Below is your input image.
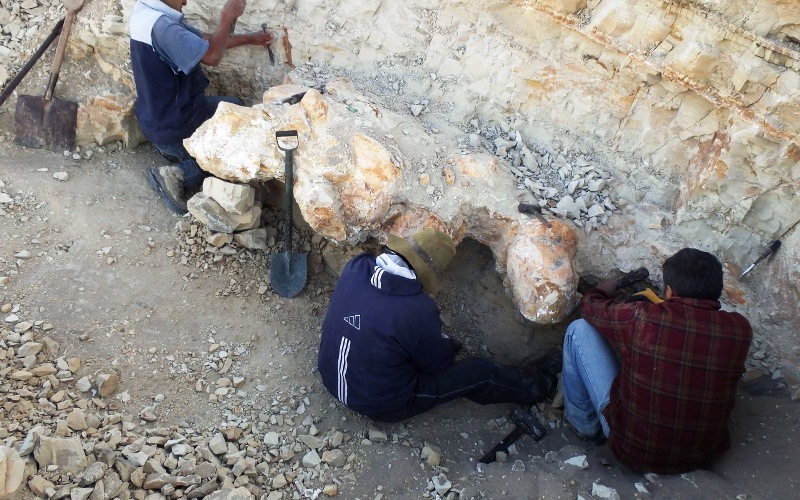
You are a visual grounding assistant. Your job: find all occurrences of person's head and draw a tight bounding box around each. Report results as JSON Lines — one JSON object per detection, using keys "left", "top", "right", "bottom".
{"left": 386, "top": 229, "right": 457, "bottom": 295}
{"left": 662, "top": 248, "right": 723, "bottom": 300}
{"left": 161, "top": 0, "right": 187, "bottom": 12}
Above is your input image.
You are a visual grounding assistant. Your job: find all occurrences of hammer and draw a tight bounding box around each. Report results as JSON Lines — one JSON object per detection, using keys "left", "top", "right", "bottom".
{"left": 518, "top": 202, "right": 551, "bottom": 228}
{"left": 479, "top": 405, "right": 547, "bottom": 463}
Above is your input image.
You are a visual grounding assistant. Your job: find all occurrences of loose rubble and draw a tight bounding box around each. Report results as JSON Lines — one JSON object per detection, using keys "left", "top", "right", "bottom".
{"left": 0, "top": 302, "right": 571, "bottom": 499}
{"left": 1, "top": 303, "right": 359, "bottom": 498}
{"left": 469, "top": 118, "right": 619, "bottom": 233}
{"left": 290, "top": 62, "right": 620, "bottom": 234}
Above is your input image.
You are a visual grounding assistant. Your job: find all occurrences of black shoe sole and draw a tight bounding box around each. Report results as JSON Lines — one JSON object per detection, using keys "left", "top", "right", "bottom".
{"left": 574, "top": 429, "right": 608, "bottom": 446}
{"left": 148, "top": 168, "right": 188, "bottom": 216}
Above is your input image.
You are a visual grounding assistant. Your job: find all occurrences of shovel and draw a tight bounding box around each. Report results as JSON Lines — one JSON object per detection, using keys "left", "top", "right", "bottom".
{"left": 270, "top": 130, "right": 307, "bottom": 298}
{"left": 14, "top": 0, "right": 84, "bottom": 151}
{"left": 0, "top": 18, "right": 64, "bottom": 109}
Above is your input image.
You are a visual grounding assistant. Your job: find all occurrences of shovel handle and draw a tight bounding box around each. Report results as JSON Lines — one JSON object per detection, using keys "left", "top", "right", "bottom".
{"left": 276, "top": 130, "right": 299, "bottom": 254}
{"left": 44, "top": 0, "right": 83, "bottom": 101}
{"left": 0, "top": 18, "right": 63, "bottom": 109}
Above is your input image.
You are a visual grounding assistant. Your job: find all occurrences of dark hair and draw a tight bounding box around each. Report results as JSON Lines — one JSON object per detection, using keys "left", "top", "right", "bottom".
{"left": 662, "top": 248, "right": 723, "bottom": 300}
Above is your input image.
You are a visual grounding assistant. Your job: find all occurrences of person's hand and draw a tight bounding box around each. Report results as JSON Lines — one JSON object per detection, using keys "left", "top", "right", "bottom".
{"left": 222, "top": 0, "right": 247, "bottom": 19}
{"left": 595, "top": 277, "right": 619, "bottom": 296}
{"left": 249, "top": 30, "right": 273, "bottom": 47}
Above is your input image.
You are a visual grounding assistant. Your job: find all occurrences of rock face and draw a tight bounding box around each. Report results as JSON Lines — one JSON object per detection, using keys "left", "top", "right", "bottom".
{"left": 3, "top": 0, "right": 800, "bottom": 380}
{"left": 186, "top": 81, "right": 580, "bottom": 323}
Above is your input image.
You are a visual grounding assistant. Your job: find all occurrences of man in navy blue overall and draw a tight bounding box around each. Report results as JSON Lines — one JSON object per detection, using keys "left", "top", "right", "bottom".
{"left": 129, "top": 0, "right": 272, "bottom": 214}
{"left": 318, "top": 229, "right": 560, "bottom": 423}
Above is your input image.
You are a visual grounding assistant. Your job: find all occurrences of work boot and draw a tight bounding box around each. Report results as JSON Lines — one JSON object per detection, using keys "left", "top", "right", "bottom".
{"left": 524, "top": 346, "right": 563, "bottom": 396}
{"left": 569, "top": 424, "right": 608, "bottom": 446}
{"left": 526, "top": 346, "right": 563, "bottom": 379}
{"left": 148, "top": 165, "right": 188, "bottom": 215}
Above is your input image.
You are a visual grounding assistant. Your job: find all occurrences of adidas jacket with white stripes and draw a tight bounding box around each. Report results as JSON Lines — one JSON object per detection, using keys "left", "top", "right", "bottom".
{"left": 318, "top": 253, "right": 455, "bottom": 420}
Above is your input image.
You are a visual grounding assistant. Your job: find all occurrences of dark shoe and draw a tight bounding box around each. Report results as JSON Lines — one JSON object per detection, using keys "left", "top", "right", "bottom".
{"left": 449, "top": 338, "right": 464, "bottom": 354}
{"left": 526, "top": 346, "right": 563, "bottom": 379}
{"left": 572, "top": 427, "right": 607, "bottom": 446}
{"left": 148, "top": 166, "right": 188, "bottom": 215}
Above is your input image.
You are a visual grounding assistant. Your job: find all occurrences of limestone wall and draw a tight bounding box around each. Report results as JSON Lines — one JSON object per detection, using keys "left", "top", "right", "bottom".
{"left": 7, "top": 0, "right": 798, "bottom": 387}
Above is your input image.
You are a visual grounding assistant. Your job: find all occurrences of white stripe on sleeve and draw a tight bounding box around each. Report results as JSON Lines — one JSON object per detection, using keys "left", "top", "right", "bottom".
{"left": 337, "top": 337, "right": 351, "bottom": 404}
{"left": 370, "top": 266, "right": 384, "bottom": 289}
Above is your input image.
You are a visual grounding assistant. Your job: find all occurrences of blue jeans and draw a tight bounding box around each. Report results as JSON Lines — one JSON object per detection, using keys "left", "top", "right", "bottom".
{"left": 562, "top": 319, "right": 620, "bottom": 437}
{"left": 370, "top": 357, "right": 553, "bottom": 423}
{"left": 152, "top": 96, "right": 243, "bottom": 190}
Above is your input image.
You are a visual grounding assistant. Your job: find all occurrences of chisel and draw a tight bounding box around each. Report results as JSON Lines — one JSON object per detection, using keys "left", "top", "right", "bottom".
{"left": 262, "top": 23, "right": 275, "bottom": 65}
{"left": 740, "top": 240, "right": 781, "bottom": 279}
{"left": 740, "top": 218, "right": 800, "bottom": 279}
{"left": 518, "top": 202, "right": 551, "bottom": 228}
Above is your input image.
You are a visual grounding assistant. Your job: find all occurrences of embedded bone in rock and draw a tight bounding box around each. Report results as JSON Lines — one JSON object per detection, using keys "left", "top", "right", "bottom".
{"left": 185, "top": 81, "right": 579, "bottom": 324}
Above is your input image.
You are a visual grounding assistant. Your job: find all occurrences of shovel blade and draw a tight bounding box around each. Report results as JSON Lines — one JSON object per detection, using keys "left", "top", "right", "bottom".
{"left": 270, "top": 251, "right": 308, "bottom": 298}
{"left": 14, "top": 94, "right": 78, "bottom": 151}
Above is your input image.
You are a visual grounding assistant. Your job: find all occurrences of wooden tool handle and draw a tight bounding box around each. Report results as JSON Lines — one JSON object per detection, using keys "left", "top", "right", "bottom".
{"left": 44, "top": 0, "right": 84, "bottom": 101}
{"left": 0, "top": 18, "right": 63, "bottom": 109}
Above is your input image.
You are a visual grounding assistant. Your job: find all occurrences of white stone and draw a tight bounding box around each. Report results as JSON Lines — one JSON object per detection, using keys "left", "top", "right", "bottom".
{"left": 263, "top": 432, "right": 280, "bottom": 446}
{"left": 565, "top": 455, "right": 589, "bottom": 469}
{"left": 302, "top": 450, "right": 321, "bottom": 467}
{"left": 202, "top": 177, "right": 256, "bottom": 215}
{"left": 0, "top": 446, "right": 25, "bottom": 496}
{"left": 591, "top": 482, "right": 620, "bottom": 500}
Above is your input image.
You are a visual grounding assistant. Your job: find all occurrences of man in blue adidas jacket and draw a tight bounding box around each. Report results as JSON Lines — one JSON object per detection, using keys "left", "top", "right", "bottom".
{"left": 318, "top": 229, "right": 560, "bottom": 423}
{"left": 129, "top": 0, "right": 272, "bottom": 214}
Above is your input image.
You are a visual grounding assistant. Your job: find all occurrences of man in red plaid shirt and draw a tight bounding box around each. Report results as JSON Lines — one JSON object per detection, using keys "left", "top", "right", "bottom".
{"left": 561, "top": 248, "right": 753, "bottom": 474}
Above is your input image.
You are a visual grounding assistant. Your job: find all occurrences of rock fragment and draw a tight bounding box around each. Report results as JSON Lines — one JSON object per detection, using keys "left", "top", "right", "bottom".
{"left": 0, "top": 446, "right": 25, "bottom": 496}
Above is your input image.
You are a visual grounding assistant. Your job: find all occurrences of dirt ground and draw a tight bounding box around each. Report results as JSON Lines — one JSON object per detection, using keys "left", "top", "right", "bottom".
{"left": 0, "top": 125, "right": 798, "bottom": 499}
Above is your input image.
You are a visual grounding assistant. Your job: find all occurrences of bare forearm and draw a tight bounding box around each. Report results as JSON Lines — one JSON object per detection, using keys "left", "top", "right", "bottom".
{"left": 225, "top": 33, "right": 260, "bottom": 49}
{"left": 202, "top": 0, "right": 248, "bottom": 66}
{"left": 201, "top": 31, "right": 272, "bottom": 65}
{"left": 201, "top": 16, "right": 236, "bottom": 66}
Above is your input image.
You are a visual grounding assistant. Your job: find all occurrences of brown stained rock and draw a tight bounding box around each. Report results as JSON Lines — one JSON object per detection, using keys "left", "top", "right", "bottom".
{"left": 10, "top": 370, "right": 33, "bottom": 381}
{"left": 443, "top": 166, "right": 456, "bottom": 185}
{"left": 30, "top": 364, "right": 57, "bottom": 377}
{"left": 339, "top": 134, "right": 402, "bottom": 226}
{"left": 299, "top": 87, "right": 329, "bottom": 124}
{"left": 321, "top": 449, "right": 346, "bottom": 467}
{"left": 96, "top": 371, "right": 120, "bottom": 397}
{"left": 505, "top": 219, "right": 580, "bottom": 324}
{"left": 27, "top": 475, "right": 55, "bottom": 497}
{"left": 66, "top": 408, "right": 88, "bottom": 431}
{"left": 76, "top": 95, "right": 145, "bottom": 147}
{"left": 67, "top": 357, "right": 81, "bottom": 372}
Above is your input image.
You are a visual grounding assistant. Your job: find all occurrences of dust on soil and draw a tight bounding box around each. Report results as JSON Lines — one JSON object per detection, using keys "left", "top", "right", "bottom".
{"left": 0, "top": 127, "right": 798, "bottom": 499}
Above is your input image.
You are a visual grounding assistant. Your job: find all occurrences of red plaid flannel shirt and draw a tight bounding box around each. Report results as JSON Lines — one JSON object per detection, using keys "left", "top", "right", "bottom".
{"left": 581, "top": 289, "right": 752, "bottom": 474}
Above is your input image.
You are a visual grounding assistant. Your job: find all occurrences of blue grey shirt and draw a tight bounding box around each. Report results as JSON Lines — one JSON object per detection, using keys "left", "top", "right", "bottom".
{"left": 129, "top": 0, "right": 211, "bottom": 143}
